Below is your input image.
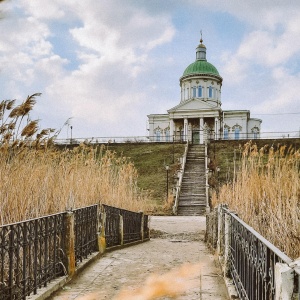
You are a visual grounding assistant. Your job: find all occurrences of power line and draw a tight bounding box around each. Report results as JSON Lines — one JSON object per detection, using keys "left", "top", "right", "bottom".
{"left": 252, "top": 112, "right": 300, "bottom": 116}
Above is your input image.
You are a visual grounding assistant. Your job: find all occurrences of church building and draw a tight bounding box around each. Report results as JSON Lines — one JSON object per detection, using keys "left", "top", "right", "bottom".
{"left": 147, "top": 36, "right": 262, "bottom": 144}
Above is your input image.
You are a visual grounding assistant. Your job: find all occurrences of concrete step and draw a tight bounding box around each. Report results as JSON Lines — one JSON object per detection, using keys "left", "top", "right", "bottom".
{"left": 177, "top": 144, "right": 206, "bottom": 216}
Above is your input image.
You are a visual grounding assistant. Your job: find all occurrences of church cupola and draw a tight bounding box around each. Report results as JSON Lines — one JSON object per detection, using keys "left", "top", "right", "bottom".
{"left": 196, "top": 37, "right": 206, "bottom": 61}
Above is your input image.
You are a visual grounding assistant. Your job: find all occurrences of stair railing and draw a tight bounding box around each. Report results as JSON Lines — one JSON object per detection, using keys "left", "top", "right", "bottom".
{"left": 173, "top": 141, "right": 189, "bottom": 215}
{"left": 205, "top": 141, "right": 210, "bottom": 213}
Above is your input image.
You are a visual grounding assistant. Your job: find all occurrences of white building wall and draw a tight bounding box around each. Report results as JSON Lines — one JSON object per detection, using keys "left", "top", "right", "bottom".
{"left": 147, "top": 114, "right": 170, "bottom": 142}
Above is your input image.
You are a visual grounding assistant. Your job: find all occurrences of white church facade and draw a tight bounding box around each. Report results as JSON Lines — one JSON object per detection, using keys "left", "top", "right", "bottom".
{"left": 147, "top": 37, "right": 262, "bottom": 144}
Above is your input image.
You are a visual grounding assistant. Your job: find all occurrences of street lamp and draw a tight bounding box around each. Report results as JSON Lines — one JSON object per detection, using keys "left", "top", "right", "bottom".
{"left": 216, "top": 166, "right": 220, "bottom": 194}
{"left": 70, "top": 126, "right": 73, "bottom": 145}
{"left": 165, "top": 165, "right": 169, "bottom": 202}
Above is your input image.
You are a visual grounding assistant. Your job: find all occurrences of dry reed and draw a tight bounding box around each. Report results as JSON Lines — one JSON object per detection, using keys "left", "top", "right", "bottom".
{"left": 0, "top": 94, "right": 151, "bottom": 225}
{"left": 212, "top": 141, "right": 300, "bottom": 259}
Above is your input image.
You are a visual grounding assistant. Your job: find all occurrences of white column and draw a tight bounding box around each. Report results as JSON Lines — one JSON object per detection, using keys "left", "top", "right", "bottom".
{"left": 170, "top": 119, "right": 174, "bottom": 141}
{"left": 199, "top": 117, "right": 204, "bottom": 144}
{"left": 215, "top": 117, "right": 219, "bottom": 140}
{"left": 184, "top": 118, "right": 188, "bottom": 142}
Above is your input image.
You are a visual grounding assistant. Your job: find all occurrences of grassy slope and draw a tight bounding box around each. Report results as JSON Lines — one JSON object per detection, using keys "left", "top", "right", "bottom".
{"left": 103, "top": 143, "right": 185, "bottom": 207}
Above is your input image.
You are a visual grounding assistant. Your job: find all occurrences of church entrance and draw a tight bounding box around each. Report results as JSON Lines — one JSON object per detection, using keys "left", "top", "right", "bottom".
{"left": 192, "top": 131, "right": 200, "bottom": 144}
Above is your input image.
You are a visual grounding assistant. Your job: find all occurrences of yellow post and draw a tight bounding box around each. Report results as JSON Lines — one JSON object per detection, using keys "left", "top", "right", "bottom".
{"left": 64, "top": 211, "right": 76, "bottom": 276}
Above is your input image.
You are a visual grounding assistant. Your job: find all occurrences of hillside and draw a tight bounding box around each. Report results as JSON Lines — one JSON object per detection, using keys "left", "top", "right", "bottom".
{"left": 104, "top": 143, "right": 185, "bottom": 208}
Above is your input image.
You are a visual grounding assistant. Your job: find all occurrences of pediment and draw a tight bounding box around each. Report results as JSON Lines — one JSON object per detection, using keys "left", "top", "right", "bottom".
{"left": 168, "top": 98, "right": 218, "bottom": 113}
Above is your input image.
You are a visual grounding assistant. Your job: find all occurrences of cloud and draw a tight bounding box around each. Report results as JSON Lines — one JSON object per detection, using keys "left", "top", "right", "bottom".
{"left": 253, "top": 67, "right": 300, "bottom": 113}
{"left": 0, "top": 0, "right": 176, "bottom": 137}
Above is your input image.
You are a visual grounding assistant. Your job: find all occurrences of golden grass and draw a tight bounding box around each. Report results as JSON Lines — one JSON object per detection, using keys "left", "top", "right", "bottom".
{"left": 212, "top": 141, "right": 300, "bottom": 259}
{"left": 0, "top": 94, "right": 151, "bottom": 225}
{"left": 0, "top": 144, "right": 152, "bottom": 225}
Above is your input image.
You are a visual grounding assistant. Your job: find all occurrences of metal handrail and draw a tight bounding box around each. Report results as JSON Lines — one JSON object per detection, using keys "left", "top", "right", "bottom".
{"left": 173, "top": 141, "right": 189, "bottom": 214}
{"left": 223, "top": 207, "right": 292, "bottom": 264}
{"left": 223, "top": 207, "right": 293, "bottom": 299}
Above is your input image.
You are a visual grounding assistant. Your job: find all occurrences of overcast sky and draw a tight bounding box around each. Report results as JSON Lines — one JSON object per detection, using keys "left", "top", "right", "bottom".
{"left": 0, "top": 0, "right": 299, "bottom": 140}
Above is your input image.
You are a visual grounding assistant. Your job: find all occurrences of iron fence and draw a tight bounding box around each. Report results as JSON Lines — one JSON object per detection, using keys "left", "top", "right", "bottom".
{"left": 223, "top": 208, "right": 293, "bottom": 300}
{"left": 120, "top": 210, "right": 142, "bottom": 244}
{"left": 1, "top": 204, "right": 149, "bottom": 299}
{"left": 103, "top": 205, "right": 121, "bottom": 248}
{"left": 0, "top": 213, "right": 66, "bottom": 300}
{"left": 144, "top": 215, "right": 149, "bottom": 239}
{"left": 73, "top": 205, "right": 98, "bottom": 265}
{"left": 54, "top": 132, "right": 300, "bottom": 145}
{"left": 103, "top": 205, "right": 148, "bottom": 247}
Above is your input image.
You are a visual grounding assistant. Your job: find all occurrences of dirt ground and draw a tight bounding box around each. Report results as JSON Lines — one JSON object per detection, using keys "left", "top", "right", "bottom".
{"left": 50, "top": 216, "right": 229, "bottom": 300}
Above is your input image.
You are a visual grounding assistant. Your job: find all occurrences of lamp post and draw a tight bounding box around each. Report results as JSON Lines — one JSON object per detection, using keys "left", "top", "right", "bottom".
{"left": 216, "top": 166, "right": 220, "bottom": 194}
{"left": 165, "top": 165, "right": 169, "bottom": 202}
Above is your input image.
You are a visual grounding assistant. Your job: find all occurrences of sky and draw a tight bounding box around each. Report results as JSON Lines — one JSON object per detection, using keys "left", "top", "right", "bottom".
{"left": 0, "top": 0, "right": 299, "bottom": 140}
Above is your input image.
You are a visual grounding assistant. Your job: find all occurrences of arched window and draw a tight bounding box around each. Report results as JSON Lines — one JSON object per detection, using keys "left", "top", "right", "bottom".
{"left": 252, "top": 126, "right": 259, "bottom": 139}
{"left": 234, "top": 127, "right": 239, "bottom": 140}
{"left": 208, "top": 86, "right": 213, "bottom": 98}
{"left": 198, "top": 86, "right": 202, "bottom": 97}
{"left": 155, "top": 127, "right": 161, "bottom": 142}
{"left": 156, "top": 131, "right": 161, "bottom": 141}
{"left": 224, "top": 127, "right": 229, "bottom": 140}
{"left": 185, "top": 87, "right": 189, "bottom": 100}
{"left": 165, "top": 128, "right": 170, "bottom": 142}
{"left": 192, "top": 87, "right": 196, "bottom": 98}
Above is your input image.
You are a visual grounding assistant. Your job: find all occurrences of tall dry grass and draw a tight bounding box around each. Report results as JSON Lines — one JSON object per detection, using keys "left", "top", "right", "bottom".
{"left": 0, "top": 94, "right": 151, "bottom": 225}
{"left": 212, "top": 141, "right": 300, "bottom": 259}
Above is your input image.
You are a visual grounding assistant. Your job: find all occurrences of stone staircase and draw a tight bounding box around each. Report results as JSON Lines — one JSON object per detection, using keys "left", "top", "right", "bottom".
{"left": 177, "top": 144, "right": 206, "bottom": 216}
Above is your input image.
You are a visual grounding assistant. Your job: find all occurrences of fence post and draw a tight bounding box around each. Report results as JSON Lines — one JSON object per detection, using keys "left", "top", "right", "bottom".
{"left": 140, "top": 213, "right": 144, "bottom": 241}
{"left": 217, "top": 204, "right": 222, "bottom": 255}
{"left": 224, "top": 212, "right": 231, "bottom": 277}
{"left": 212, "top": 207, "right": 218, "bottom": 248}
{"left": 119, "top": 214, "right": 124, "bottom": 245}
{"left": 64, "top": 211, "right": 76, "bottom": 276}
{"left": 275, "top": 263, "right": 294, "bottom": 300}
{"left": 97, "top": 209, "right": 106, "bottom": 254}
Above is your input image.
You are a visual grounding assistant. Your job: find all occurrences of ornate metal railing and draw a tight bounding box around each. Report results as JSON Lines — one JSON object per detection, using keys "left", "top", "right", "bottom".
{"left": 144, "top": 215, "right": 149, "bottom": 239}
{"left": 1, "top": 204, "right": 149, "bottom": 299}
{"left": 223, "top": 208, "right": 293, "bottom": 300}
{"left": 73, "top": 205, "right": 98, "bottom": 265}
{"left": 103, "top": 205, "right": 149, "bottom": 247}
{"left": 103, "top": 205, "right": 121, "bottom": 248}
{"left": 121, "top": 210, "right": 142, "bottom": 244}
{"left": 0, "top": 213, "right": 66, "bottom": 300}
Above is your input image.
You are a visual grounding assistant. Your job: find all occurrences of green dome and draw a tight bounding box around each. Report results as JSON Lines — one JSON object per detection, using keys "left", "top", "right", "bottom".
{"left": 182, "top": 60, "right": 220, "bottom": 77}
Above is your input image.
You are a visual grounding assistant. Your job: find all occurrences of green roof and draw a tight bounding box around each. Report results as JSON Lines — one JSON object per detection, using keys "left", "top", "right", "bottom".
{"left": 182, "top": 60, "right": 220, "bottom": 77}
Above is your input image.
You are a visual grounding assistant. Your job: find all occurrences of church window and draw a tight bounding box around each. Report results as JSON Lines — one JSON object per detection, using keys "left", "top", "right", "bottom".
{"left": 234, "top": 127, "right": 240, "bottom": 140}
{"left": 156, "top": 130, "right": 161, "bottom": 141}
{"left": 252, "top": 126, "right": 259, "bottom": 139}
{"left": 165, "top": 128, "right": 170, "bottom": 142}
{"left": 224, "top": 128, "right": 228, "bottom": 140}
{"left": 185, "top": 88, "right": 189, "bottom": 100}
{"left": 193, "top": 87, "right": 196, "bottom": 98}
{"left": 198, "top": 86, "right": 202, "bottom": 97}
{"left": 208, "top": 86, "right": 213, "bottom": 98}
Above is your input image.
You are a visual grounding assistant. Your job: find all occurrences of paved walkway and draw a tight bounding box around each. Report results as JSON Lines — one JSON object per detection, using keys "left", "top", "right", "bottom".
{"left": 50, "top": 216, "right": 229, "bottom": 300}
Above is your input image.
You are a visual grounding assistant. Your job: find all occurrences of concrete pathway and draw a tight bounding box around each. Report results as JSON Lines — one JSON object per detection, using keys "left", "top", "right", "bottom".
{"left": 50, "top": 216, "right": 229, "bottom": 300}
